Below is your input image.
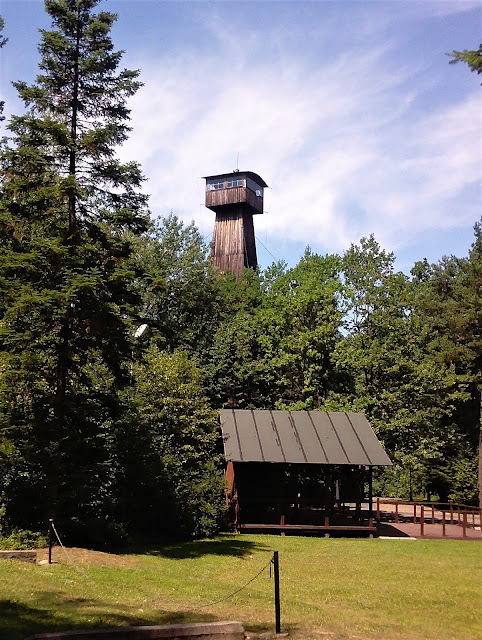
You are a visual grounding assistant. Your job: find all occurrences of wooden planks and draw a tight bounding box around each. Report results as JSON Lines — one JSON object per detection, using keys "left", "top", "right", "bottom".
{"left": 206, "top": 185, "right": 263, "bottom": 215}
{"left": 211, "top": 205, "right": 258, "bottom": 278}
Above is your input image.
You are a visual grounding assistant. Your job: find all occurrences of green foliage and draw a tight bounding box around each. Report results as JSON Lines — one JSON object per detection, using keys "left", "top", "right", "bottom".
{"left": 133, "top": 215, "right": 212, "bottom": 350}
{"left": 325, "top": 233, "right": 479, "bottom": 501}
{"left": 0, "top": 16, "right": 6, "bottom": 120}
{"left": 448, "top": 41, "right": 482, "bottom": 80}
{"left": 0, "top": 2, "right": 480, "bottom": 544}
{"left": 206, "top": 251, "right": 343, "bottom": 409}
{"left": 0, "top": 0, "right": 149, "bottom": 533}
{"left": 410, "top": 222, "right": 482, "bottom": 503}
{"left": 0, "top": 528, "right": 46, "bottom": 550}
{"left": 448, "top": 451, "right": 478, "bottom": 504}
{"left": 118, "top": 347, "right": 225, "bottom": 538}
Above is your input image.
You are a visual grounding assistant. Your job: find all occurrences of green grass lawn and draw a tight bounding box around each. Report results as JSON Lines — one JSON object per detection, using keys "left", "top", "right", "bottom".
{"left": 0, "top": 535, "right": 480, "bottom": 640}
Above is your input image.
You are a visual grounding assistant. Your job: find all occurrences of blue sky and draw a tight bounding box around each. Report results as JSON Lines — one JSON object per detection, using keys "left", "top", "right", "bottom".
{"left": 0, "top": 0, "right": 480, "bottom": 272}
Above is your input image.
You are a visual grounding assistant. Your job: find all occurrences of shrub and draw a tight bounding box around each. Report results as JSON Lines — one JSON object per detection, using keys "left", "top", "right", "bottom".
{"left": 0, "top": 528, "right": 47, "bottom": 550}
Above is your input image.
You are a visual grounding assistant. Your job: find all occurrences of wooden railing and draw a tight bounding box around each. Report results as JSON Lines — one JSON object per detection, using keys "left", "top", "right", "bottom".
{"left": 376, "top": 498, "right": 482, "bottom": 538}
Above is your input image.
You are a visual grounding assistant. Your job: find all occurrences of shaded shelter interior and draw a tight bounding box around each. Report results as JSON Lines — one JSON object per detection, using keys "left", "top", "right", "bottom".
{"left": 230, "top": 461, "right": 372, "bottom": 526}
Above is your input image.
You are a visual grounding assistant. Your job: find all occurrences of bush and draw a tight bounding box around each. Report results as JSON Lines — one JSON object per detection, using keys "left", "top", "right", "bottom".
{"left": 448, "top": 452, "right": 478, "bottom": 505}
{"left": 58, "top": 517, "right": 129, "bottom": 550}
{"left": 0, "top": 528, "right": 47, "bottom": 550}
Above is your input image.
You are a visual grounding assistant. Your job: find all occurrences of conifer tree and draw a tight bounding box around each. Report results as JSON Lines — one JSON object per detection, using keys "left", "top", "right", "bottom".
{"left": 448, "top": 42, "right": 482, "bottom": 80}
{"left": 0, "top": 16, "right": 7, "bottom": 120}
{"left": 0, "top": 0, "right": 149, "bottom": 536}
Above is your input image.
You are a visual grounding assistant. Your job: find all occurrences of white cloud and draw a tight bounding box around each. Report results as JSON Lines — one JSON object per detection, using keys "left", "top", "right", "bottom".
{"left": 119, "top": 19, "right": 479, "bottom": 263}
{"left": 0, "top": 0, "right": 477, "bottom": 269}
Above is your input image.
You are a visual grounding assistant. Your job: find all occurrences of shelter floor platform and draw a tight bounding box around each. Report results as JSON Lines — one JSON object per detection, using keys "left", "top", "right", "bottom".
{"left": 377, "top": 522, "right": 482, "bottom": 540}
{"left": 238, "top": 522, "right": 376, "bottom": 536}
{"left": 236, "top": 521, "right": 481, "bottom": 539}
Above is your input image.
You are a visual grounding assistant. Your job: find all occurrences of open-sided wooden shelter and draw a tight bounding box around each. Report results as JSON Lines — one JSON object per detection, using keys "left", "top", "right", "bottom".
{"left": 204, "top": 171, "right": 267, "bottom": 278}
{"left": 220, "top": 409, "right": 392, "bottom": 536}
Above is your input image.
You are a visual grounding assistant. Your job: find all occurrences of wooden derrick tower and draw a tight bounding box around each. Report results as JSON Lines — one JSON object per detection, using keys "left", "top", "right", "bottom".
{"left": 204, "top": 170, "right": 267, "bottom": 278}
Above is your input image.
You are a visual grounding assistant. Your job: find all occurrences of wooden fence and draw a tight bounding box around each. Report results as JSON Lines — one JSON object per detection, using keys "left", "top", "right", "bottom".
{"left": 376, "top": 498, "right": 482, "bottom": 538}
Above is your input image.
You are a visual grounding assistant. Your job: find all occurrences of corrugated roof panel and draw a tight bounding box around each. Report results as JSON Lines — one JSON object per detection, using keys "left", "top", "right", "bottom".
{"left": 219, "top": 409, "right": 242, "bottom": 461}
{"left": 233, "top": 410, "right": 264, "bottom": 462}
{"left": 253, "top": 410, "right": 286, "bottom": 463}
{"left": 291, "top": 411, "right": 328, "bottom": 463}
{"left": 328, "top": 412, "right": 371, "bottom": 466}
{"left": 220, "top": 410, "right": 391, "bottom": 466}
{"left": 347, "top": 412, "right": 393, "bottom": 466}
{"left": 310, "top": 412, "right": 349, "bottom": 464}
{"left": 272, "top": 410, "right": 307, "bottom": 463}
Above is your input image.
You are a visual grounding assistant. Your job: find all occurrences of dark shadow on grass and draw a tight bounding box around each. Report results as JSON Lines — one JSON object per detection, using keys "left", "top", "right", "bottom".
{"left": 0, "top": 594, "right": 217, "bottom": 640}
{"left": 134, "top": 535, "right": 271, "bottom": 559}
{"left": 376, "top": 523, "right": 412, "bottom": 538}
{"left": 243, "top": 622, "right": 274, "bottom": 636}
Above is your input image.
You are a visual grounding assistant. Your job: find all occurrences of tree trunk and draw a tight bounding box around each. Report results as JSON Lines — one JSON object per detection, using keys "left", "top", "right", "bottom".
{"left": 48, "top": 10, "right": 81, "bottom": 522}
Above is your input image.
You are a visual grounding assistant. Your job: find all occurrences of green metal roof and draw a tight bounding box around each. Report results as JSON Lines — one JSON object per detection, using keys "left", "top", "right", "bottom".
{"left": 220, "top": 409, "right": 392, "bottom": 466}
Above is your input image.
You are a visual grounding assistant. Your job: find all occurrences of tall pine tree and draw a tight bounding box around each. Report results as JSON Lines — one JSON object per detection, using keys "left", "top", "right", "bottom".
{"left": 0, "top": 16, "right": 6, "bottom": 121}
{"left": 0, "top": 0, "right": 149, "bottom": 538}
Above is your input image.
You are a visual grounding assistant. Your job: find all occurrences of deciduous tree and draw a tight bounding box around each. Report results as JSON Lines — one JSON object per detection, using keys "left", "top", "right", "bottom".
{"left": 118, "top": 347, "right": 225, "bottom": 538}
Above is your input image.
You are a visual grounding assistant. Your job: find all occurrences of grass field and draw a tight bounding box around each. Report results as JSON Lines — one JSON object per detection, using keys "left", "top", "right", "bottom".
{"left": 0, "top": 534, "right": 480, "bottom": 640}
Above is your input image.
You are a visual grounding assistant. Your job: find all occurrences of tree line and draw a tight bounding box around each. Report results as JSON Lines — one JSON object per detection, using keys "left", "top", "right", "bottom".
{"left": 0, "top": 1, "right": 480, "bottom": 546}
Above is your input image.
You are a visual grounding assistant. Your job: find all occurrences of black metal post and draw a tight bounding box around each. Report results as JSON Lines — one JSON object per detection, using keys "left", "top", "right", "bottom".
{"left": 48, "top": 518, "right": 54, "bottom": 565}
{"left": 273, "top": 551, "right": 281, "bottom": 634}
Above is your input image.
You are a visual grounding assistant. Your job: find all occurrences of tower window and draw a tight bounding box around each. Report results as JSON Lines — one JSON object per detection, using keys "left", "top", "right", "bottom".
{"left": 207, "top": 180, "right": 224, "bottom": 191}
{"left": 226, "top": 178, "right": 244, "bottom": 188}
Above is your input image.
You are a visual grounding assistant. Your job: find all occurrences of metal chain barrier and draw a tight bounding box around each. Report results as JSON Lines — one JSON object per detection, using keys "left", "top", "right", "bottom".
{"left": 195, "top": 553, "right": 275, "bottom": 608}
{"left": 50, "top": 521, "right": 91, "bottom": 581}
{"left": 48, "top": 521, "right": 277, "bottom": 618}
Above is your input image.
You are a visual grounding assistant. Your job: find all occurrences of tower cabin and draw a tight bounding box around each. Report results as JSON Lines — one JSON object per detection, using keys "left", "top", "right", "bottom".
{"left": 204, "top": 170, "right": 267, "bottom": 278}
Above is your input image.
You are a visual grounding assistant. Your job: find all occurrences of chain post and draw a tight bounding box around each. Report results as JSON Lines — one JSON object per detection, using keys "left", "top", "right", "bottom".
{"left": 273, "top": 551, "right": 281, "bottom": 633}
{"left": 48, "top": 519, "right": 54, "bottom": 565}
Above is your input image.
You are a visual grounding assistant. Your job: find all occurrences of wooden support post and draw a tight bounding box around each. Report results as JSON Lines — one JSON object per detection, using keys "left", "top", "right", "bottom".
{"left": 280, "top": 514, "right": 285, "bottom": 536}
{"left": 273, "top": 551, "right": 281, "bottom": 634}
{"left": 463, "top": 511, "right": 467, "bottom": 538}
{"left": 420, "top": 506, "right": 424, "bottom": 537}
{"left": 48, "top": 519, "right": 54, "bottom": 565}
{"left": 368, "top": 467, "right": 373, "bottom": 521}
{"left": 442, "top": 511, "right": 446, "bottom": 536}
{"left": 457, "top": 505, "right": 461, "bottom": 525}
{"left": 376, "top": 497, "right": 380, "bottom": 522}
{"left": 395, "top": 502, "right": 399, "bottom": 523}
{"left": 234, "top": 491, "right": 240, "bottom": 532}
{"left": 413, "top": 503, "right": 417, "bottom": 524}
{"left": 472, "top": 510, "right": 475, "bottom": 527}
{"left": 449, "top": 500, "right": 454, "bottom": 524}
{"left": 431, "top": 504, "right": 435, "bottom": 524}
